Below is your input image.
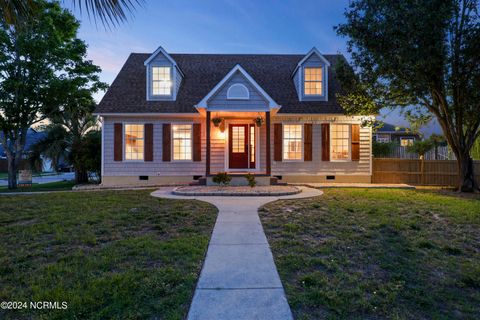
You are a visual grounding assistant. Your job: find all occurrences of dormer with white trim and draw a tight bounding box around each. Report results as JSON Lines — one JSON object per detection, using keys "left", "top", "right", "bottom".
{"left": 292, "top": 47, "right": 330, "bottom": 102}
{"left": 144, "top": 46, "right": 184, "bottom": 101}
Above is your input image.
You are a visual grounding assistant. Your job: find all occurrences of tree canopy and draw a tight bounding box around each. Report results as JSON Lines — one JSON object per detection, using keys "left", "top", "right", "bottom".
{"left": 0, "top": 0, "right": 106, "bottom": 188}
{"left": 336, "top": 0, "right": 480, "bottom": 191}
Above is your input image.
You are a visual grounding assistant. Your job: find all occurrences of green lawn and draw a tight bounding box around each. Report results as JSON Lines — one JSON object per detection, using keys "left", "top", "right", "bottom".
{"left": 0, "top": 181, "right": 76, "bottom": 193}
{"left": 0, "top": 190, "right": 217, "bottom": 320}
{"left": 260, "top": 189, "right": 480, "bottom": 319}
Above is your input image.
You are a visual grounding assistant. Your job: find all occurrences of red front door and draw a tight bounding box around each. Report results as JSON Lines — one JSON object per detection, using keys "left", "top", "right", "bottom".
{"left": 229, "top": 124, "right": 249, "bottom": 169}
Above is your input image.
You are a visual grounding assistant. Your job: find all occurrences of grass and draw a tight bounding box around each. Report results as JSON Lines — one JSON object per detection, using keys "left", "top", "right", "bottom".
{"left": 0, "top": 181, "right": 76, "bottom": 193}
{"left": 0, "top": 190, "right": 217, "bottom": 320}
{"left": 259, "top": 189, "right": 480, "bottom": 319}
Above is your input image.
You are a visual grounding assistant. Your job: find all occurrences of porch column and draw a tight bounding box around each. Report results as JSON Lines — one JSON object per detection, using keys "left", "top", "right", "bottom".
{"left": 266, "top": 111, "right": 271, "bottom": 175}
{"left": 206, "top": 111, "right": 211, "bottom": 176}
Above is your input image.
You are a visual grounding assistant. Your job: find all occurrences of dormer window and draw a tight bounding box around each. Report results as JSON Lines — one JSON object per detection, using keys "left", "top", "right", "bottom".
{"left": 227, "top": 83, "right": 249, "bottom": 100}
{"left": 304, "top": 67, "right": 323, "bottom": 95}
{"left": 152, "top": 66, "right": 172, "bottom": 96}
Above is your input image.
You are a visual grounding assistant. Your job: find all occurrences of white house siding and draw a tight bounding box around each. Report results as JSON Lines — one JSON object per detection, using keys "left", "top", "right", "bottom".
{"left": 102, "top": 114, "right": 372, "bottom": 184}
{"left": 208, "top": 71, "right": 268, "bottom": 110}
{"left": 102, "top": 116, "right": 205, "bottom": 178}
{"left": 271, "top": 115, "right": 372, "bottom": 181}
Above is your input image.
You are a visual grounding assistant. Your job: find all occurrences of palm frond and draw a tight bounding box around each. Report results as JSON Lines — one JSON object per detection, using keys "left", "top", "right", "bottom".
{"left": 71, "top": 0, "right": 145, "bottom": 28}
{"left": 0, "top": 0, "right": 35, "bottom": 25}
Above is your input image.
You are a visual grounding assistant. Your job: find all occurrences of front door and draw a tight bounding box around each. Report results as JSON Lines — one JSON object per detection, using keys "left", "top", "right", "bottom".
{"left": 229, "top": 124, "right": 249, "bottom": 169}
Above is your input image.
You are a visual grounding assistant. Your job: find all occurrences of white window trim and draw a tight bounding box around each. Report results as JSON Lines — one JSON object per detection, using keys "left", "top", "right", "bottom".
{"left": 227, "top": 83, "right": 250, "bottom": 100}
{"left": 151, "top": 65, "right": 173, "bottom": 97}
{"left": 124, "top": 123, "right": 145, "bottom": 162}
{"left": 282, "top": 123, "right": 304, "bottom": 162}
{"left": 330, "top": 123, "right": 351, "bottom": 162}
{"left": 400, "top": 137, "right": 414, "bottom": 147}
{"left": 376, "top": 133, "right": 391, "bottom": 143}
{"left": 224, "top": 121, "right": 260, "bottom": 172}
{"left": 302, "top": 66, "right": 325, "bottom": 97}
{"left": 171, "top": 123, "right": 194, "bottom": 162}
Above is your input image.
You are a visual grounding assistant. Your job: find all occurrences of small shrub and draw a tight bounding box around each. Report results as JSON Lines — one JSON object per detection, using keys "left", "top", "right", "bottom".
{"left": 212, "top": 172, "right": 231, "bottom": 186}
{"left": 245, "top": 173, "right": 256, "bottom": 188}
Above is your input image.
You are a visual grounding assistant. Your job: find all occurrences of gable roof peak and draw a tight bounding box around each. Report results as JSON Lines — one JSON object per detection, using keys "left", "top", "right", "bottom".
{"left": 143, "top": 46, "right": 185, "bottom": 76}
{"left": 196, "top": 63, "right": 280, "bottom": 110}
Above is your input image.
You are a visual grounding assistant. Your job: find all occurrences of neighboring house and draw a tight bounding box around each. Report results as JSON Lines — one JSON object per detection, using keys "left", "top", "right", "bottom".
{"left": 374, "top": 123, "right": 420, "bottom": 147}
{"left": 0, "top": 128, "right": 52, "bottom": 172}
{"left": 0, "top": 128, "right": 47, "bottom": 160}
{"left": 94, "top": 47, "right": 373, "bottom": 186}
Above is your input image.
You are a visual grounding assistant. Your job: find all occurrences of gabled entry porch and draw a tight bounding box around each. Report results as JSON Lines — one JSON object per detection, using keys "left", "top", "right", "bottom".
{"left": 204, "top": 110, "right": 272, "bottom": 177}
{"left": 194, "top": 63, "right": 281, "bottom": 183}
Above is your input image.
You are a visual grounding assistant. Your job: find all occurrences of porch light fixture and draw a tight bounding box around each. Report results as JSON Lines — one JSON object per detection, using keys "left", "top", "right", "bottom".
{"left": 219, "top": 120, "right": 226, "bottom": 133}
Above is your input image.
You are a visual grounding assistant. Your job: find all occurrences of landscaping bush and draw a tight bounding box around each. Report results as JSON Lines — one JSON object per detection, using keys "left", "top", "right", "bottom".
{"left": 245, "top": 173, "right": 256, "bottom": 188}
{"left": 212, "top": 172, "right": 231, "bottom": 186}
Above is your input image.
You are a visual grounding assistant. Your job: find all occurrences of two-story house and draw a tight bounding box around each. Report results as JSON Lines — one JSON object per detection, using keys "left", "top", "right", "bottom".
{"left": 94, "top": 47, "right": 373, "bottom": 186}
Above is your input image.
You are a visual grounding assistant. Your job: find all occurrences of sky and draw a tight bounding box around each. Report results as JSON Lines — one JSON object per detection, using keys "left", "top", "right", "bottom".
{"left": 70, "top": 0, "right": 439, "bottom": 135}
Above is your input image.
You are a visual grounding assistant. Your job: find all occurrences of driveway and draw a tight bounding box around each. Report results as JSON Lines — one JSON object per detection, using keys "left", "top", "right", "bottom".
{"left": 0, "top": 172, "right": 74, "bottom": 186}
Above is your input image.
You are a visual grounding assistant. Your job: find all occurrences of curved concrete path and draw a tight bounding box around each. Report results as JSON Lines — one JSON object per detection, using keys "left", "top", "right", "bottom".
{"left": 151, "top": 186, "right": 323, "bottom": 320}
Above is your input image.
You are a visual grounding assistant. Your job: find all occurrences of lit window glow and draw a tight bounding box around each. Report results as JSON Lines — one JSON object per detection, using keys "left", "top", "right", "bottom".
{"left": 152, "top": 66, "right": 172, "bottom": 95}
{"left": 125, "top": 124, "right": 144, "bottom": 160}
{"left": 400, "top": 138, "right": 414, "bottom": 147}
{"left": 304, "top": 67, "right": 323, "bottom": 95}
{"left": 331, "top": 124, "right": 350, "bottom": 160}
{"left": 283, "top": 124, "right": 302, "bottom": 160}
{"left": 232, "top": 126, "right": 245, "bottom": 153}
{"left": 250, "top": 126, "right": 255, "bottom": 163}
{"left": 173, "top": 124, "right": 192, "bottom": 160}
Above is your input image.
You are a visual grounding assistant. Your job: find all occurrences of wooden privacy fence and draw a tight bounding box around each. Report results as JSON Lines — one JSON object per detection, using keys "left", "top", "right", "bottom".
{"left": 372, "top": 158, "right": 480, "bottom": 186}
{"left": 375, "top": 146, "right": 456, "bottom": 160}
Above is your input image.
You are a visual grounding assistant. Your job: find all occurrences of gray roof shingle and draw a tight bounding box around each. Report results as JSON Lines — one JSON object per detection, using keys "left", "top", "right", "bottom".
{"left": 95, "top": 53, "right": 347, "bottom": 114}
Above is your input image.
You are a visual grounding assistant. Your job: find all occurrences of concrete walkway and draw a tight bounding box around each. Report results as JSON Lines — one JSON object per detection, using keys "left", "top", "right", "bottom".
{"left": 151, "top": 186, "right": 323, "bottom": 320}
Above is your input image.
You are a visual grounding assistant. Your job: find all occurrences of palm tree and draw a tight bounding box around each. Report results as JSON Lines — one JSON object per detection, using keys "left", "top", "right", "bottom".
{"left": 29, "top": 114, "right": 99, "bottom": 184}
{"left": 29, "top": 124, "right": 70, "bottom": 173}
{"left": 0, "top": 0, "right": 144, "bottom": 26}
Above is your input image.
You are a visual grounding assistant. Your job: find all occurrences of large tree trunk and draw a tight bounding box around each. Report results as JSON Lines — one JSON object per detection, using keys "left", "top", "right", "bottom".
{"left": 457, "top": 153, "right": 478, "bottom": 192}
{"left": 75, "top": 168, "right": 89, "bottom": 184}
{"left": 7, "top": 154, "right": 19, "bottom": 189}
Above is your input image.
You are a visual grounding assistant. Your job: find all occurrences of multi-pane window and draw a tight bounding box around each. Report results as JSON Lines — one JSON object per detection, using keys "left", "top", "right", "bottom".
{"left": 400, "top": 138, "right": 414, "bottom": 147}
{"left": 172, "top": 124, "right": 192, "bottom": 160}
{"left": 283, "top": 124, "right": 302, "bottom": 160}
{"left": 152, "top": 66, "right": 172, "bottom": 95}
{"left": 250, "top": 126, "right": 255, "bottom": 163}
{"left": 331, "top": 124, "right": 350, "bottom": 161}
{"left": 376, "top": 133, "right": 391, "bottom": 143}
{"left": 232, "top": 126, "right": 245, "bottom": 153}
{"left": 304, "top": 67, "right": 323, "bottom": 95}
{"left": 125, "top": 124, "right": 144, "bottom": 160}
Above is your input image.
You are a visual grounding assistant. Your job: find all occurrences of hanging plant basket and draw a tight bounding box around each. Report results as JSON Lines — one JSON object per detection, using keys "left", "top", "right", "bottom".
{"left": 254, "top": 117, "right": 264, "bottom": 127}
{"left": 212, "top": 117, "right": 223, "bottom": 127}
